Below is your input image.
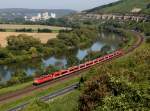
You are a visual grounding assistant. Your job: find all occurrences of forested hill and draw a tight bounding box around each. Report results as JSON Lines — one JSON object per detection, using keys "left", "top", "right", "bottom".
{"left": 84, "top": 0, "right": 150, "bottom": 14}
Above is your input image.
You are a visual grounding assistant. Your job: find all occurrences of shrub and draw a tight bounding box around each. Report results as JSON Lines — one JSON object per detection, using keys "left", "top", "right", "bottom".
{"left": 146, "top": 38, "right": 150, "bottom": 43}
{"left": 7, "top": 34, "right": 42, "bottom": 50}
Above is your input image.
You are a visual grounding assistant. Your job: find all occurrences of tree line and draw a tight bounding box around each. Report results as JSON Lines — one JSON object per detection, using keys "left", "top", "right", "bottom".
{"left": 0, "top": 28, "right": 52, "bottom": 33}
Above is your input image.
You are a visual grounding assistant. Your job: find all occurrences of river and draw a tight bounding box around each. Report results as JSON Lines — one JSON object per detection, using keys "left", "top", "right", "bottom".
{"left": 0, "top": 32, "right": 123, "bottom": 83}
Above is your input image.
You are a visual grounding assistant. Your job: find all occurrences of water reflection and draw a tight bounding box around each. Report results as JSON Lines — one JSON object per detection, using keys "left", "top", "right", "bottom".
{"left": 42, "top": 57, "right": 67, "bottom": 67}
{"left": 0, "top": 32, "right": 122, "bottom": 83}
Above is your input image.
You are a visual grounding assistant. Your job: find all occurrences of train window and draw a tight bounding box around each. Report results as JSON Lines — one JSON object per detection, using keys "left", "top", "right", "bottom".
{"left": 109, "top": 55, "right": 113, "bottom": 58}
{"left": 105, "top": 56, "right": 109, "bottom": 59}
{"left": 94, "top": 60, "right": 98, "bottom": 63}
{"left": 69, "top": 69, "right": 74, "bottom": 71}
{"left": 86, "top": 63, "right": 89, "bottom": 66}
{"left": 80, "top": 65, "right": 85, "bottom": 68}
{"left": 53, "top": 72, "right": 60, "bottom": 77}
{"left": 61, "top": 70, "right": 68, "bottom": 74}
{"left": 116, "top": 52, "right": 119, "bottom": 55}
{"left": 75, "top": 67, "right": 79, "bottom": 69}
{"left": 99, "top": 57, "right": 104, "bottom": 61}
{"left": 69, "top": 68, "right": 75, "bottom": 71}
{"left": 86, "top": 62, "right": 93, "bottom": 66}
{"left": 69, "top": 66, "right": 79, "bottom": 71}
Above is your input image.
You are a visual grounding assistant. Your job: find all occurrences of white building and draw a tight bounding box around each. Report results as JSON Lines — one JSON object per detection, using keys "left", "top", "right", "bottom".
{"left": 24, "top": 12, "right": 56, "bottom": 22}
{"left": 50, "top": 13, "right": 56, "bottom": 18}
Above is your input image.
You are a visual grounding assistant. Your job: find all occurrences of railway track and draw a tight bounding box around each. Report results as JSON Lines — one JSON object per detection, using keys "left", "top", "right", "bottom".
{"left": 8, "top": 83, "right": 79, "bottom": 111}
{"left": 0, "top": 31, "right": 144, "bottom": 111}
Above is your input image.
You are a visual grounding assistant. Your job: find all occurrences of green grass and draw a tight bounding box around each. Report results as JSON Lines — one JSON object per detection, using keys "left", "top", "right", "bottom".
{"left": 47, "top": 90, "right": 80, "bottom": 111}
{"left": 87, "top": 0, "right": 150, "bottom": 14}
{"left": 0, "top": 82, "right": 32, "bottom": 96}
{"left": 23, "top": 90, "right": 80, "bottom": 111}
{"left": 122, "top": 31, "right": 137, "bottom": 51}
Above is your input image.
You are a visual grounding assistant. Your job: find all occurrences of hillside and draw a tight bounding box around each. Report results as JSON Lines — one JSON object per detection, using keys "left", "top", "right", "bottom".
{"left": 85, "top": 0, "right": 150, "bottom": 14}
{"left": 0, "top": 8, "right": 76, "bottom": 21}
{"left": 21, "top": 39, "right": 150, "bottom": 111}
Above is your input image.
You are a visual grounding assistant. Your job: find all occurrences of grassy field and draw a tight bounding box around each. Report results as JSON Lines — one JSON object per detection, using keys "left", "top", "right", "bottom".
{"left": 0, "top": 24, "right": 66, "bottom": 30}
{"left": 24, "top": 90, "right": 80, "bottom": 111}
{"left": 0, "top": 82, "right": 32, "bottom": 96}
{"left": 0, "top": 32, "right": 58, "bottom": 47}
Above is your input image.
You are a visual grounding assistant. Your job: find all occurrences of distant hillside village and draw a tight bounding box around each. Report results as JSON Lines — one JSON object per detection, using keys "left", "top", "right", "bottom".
{"left": 24, "top": 12, "right": 56, "bottom": 22}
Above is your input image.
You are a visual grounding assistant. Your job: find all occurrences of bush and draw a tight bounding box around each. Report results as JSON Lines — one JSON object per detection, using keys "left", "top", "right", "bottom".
{"left": 7, "top": 70, "right": 32, "bottom": 86}
{"left": 146, "top": 38, "right": 150, "bottom": 43}
{"left": 0, "top": 28, "right": 6, "bottom": 32}
{"left": 37, "top": 28, "right": 52, "bottom": 33}
{"left": 0, "top": 48, "right": 9, "bottom": 58}
{"left": 79, "top": 43, "right": 150, "bottom": 111}
{"left": 15, "top": 28, "right": 33, "bottom": 32}
{"left": 7, "top": 34, "right": 42, "bottom": 50}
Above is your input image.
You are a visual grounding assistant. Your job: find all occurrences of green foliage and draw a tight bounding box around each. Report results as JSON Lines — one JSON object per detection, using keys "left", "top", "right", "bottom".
{"left": 47, "top": 38, "right": 68, "bottom": 54}
{"left": 47, "top": 26, "right": 99, "bottom": 55}
{"left": 101, "top": 45, "right": 111, "bottom": 54}
{"left": 44, "top": 18, "right": 72, "bottom": 27}
{"left": 0, "top": 48, "right": 10, "bottom": 58}
{"left": 37, "top": 28, "right": 52, "bottom": 33}
{"left": 23, "top": 100, "right": 51, "bottom": 111}
{"left": 7, "top": 70, "right": 32, "bottom": 86}
{"left": 79, "top": 43, "right": 150, "bottom": 111}
{"left": 28, "top": 47, "right": 38, "bottom": 57}
{"left": 146, "top": 37, "right": 150, "bottom": 43}
{"left": 7, "top": 34, "right": 42, "bottom": 50}
{"left": 0, "top": 28, "right": 6, "bottom": 32}
{"left": 45, "top": 65, "right": 60, "bottom": 74}
{"left": 15, "top": 28, "right": 33, "bottom": 32}
{"left": 23, "top": 91, "right": 80, "bottom": 111}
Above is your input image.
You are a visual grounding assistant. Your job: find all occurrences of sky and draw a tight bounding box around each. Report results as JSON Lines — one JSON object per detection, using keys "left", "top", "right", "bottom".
{"left": 0, "top": 0, "right": 119, "bottom": 11}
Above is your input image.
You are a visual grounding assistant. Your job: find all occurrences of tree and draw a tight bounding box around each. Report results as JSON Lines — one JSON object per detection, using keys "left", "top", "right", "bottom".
{"left": 0, "top": 48, "right": 9, "bottom": 58}
{"left": 7, "top": 34, "right": 41, "bottom": 50}
{"left": 29, "top": 47, "right": 38, "bottom": 57}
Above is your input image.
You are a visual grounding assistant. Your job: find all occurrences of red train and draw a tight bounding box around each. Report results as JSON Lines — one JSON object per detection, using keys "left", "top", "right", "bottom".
{"left": 33, "top": 50, "right": 123, "bottom": 85}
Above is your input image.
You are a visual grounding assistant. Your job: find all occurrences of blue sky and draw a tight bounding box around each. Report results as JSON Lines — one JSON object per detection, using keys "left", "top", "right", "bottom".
{"left": 0, "top": 0, "right": 119, "bottom": 11}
